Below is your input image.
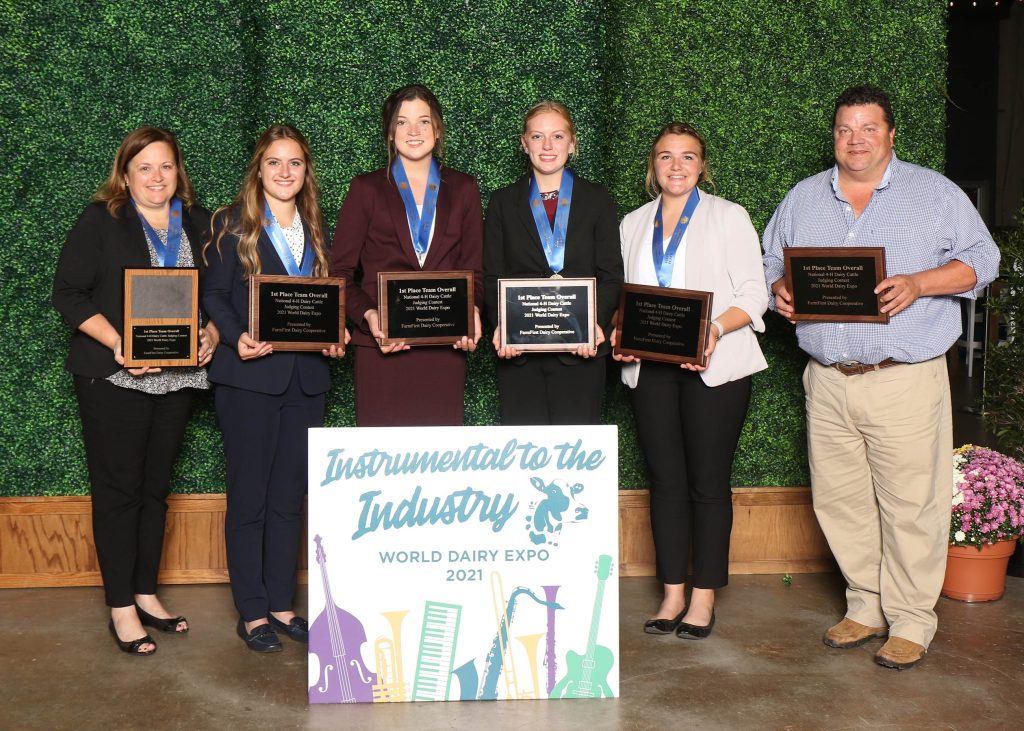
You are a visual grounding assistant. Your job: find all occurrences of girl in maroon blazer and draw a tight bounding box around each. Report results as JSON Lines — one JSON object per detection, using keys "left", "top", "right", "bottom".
{"left": 331, "top": 84, "right": 484, "bottom": 426}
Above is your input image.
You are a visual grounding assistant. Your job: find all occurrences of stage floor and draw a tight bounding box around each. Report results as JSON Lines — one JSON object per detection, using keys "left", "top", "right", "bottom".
{"left": 3, "top": 572, "right": 1021, "bottom": 730}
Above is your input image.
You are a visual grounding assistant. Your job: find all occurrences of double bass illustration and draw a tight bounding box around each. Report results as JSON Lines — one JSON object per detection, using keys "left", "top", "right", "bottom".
{"left": 308, "top": 535, "right": 377, "bottom": 703}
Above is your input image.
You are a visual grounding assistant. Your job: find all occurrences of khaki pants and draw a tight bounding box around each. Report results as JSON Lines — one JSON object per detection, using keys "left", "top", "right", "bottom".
{"left": 804, "top": 357, "right": 952, "bottom": 648}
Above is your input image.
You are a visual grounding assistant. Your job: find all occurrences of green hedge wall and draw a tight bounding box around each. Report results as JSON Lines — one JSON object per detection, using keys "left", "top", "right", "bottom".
{"left": 0, "top": 1, "right": 946, "bottom": 496}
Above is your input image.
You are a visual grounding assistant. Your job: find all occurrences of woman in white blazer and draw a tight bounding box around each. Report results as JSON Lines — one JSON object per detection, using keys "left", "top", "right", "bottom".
{"left": 612, "top": 123, "right": 768, "bottom": 639}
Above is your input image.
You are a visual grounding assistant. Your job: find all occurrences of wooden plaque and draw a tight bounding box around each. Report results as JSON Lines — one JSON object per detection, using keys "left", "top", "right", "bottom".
{"left": 498, "top": 277, "right": 596, "bottom": 352}
{"left": 123, "top": 267, "right": 199, "bottom": 367}
{"left": 377, "top": 270, "right": 474, "bottom": 346}
{"left": 784, "top": 247, "right": 889, "bottom": 323}
{"left": 613, "top": 283, "right": 713, "bottom": 366}
{"left": 249, "top": 275, "right": 346, "bottom": 350}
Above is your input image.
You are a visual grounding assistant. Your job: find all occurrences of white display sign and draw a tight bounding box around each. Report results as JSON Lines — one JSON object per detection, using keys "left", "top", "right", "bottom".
{"left": 307, "top": 425, "right": 619, "bottom": 704}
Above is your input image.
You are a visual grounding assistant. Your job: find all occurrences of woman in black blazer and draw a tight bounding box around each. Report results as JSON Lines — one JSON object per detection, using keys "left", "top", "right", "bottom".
{"left": 53, "top": 127, "right": 219, "bottom": 655}
{"left": 203, "top": 124, "right": 346, "bottom": 653}
{"left": 483, "top": 101, "right": 623, "bottom": 424}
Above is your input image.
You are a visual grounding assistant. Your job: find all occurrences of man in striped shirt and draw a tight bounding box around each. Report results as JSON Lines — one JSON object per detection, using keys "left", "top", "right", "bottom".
{"left": 762, "top": 85, "right": 999, "bottom": 670}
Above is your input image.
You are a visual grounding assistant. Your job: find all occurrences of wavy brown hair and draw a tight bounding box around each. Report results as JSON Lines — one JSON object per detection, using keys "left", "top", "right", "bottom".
{"left": 644, "top": 122, "right": 714, "bottom": 198}
{"left": 382, "top": 84, "right": 446, "bottom": 169}
{"left": 93, "top": 127, "right": 196, "bottom": 216}
{"left": 205, "top": 125, "right": 329, "bottom": 278}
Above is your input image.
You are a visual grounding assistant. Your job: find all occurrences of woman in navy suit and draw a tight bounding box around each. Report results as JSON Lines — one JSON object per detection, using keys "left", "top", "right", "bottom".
{"left": 483, "top": 101, "right": 623, "bottom": 425}
{"left": 53, "top": 127, "right": 219, "bottom": 655}
{"left": 331, "top": 84, "right": 484, "bottom": 426}
{"left": 203, "top": 125, "right": 346, "bottom": 652}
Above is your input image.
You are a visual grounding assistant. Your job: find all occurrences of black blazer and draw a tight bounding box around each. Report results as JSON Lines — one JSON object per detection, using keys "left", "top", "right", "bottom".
{"left": 52, "top": 201, "right": 211, "bottom": 379}
{"left": 483, "top": 171, "right": 623, "bottom": 359}
{"left": 202, "top": 209, "right": 331, "bottom": 396}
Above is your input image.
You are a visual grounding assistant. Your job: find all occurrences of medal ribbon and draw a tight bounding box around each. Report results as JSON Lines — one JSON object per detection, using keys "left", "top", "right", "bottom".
{"left": 652, "top": 189, "right": 700, "bottom": 287}
{"left": 263, "top": 201, "right": 312, "bottom": 276}
{"left": 528, "top": 168, "right": 574, "bottom": 275}
{"left": 133, "top": 196, "right": 183, "bottom": 268}
{"left": 391, "top": 156, "right": 441, "bottom": 258}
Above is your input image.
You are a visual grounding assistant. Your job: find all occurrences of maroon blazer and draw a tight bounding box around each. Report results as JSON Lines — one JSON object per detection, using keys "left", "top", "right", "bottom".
{"left": 330, "top": 165, "right": 485, "bottom": 348}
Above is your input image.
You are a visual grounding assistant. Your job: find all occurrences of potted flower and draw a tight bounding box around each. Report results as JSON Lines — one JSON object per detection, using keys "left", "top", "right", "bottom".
{"left": 941, "top": 444, "right": 1024, "bottom": 602}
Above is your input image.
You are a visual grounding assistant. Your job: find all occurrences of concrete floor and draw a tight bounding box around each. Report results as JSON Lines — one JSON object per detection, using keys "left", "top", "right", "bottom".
{"left": 3, "top": 573, "right": 1022, "bottom": 730}
{"left": 4, "top": 354, "right": 1016, "bottom": 730}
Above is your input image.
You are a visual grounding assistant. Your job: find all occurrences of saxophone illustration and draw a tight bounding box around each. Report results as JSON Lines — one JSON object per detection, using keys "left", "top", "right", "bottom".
{"left": 476, "top": 572, "right": 564, "bottom": 700}
{"left": 452, "top": 573, "right": 564, "bottom": 701}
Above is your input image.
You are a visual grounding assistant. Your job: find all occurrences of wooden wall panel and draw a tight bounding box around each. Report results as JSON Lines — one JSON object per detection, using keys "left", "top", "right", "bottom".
{"left": 0, "top": 489, "right": 832, "bottom": 588}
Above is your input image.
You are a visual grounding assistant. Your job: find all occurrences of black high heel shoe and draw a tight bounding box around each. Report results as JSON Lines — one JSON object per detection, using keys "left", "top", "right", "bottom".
{"left": 676, "top": 610, "right": 715, "bottom": 640}
{"left": 644, "top": 609, "right": 686, "bottom": 635}
{"left": 109, "top": 620, "right": 156, "bottom": 656}
{"left": 135, "top": 604, "right": 189, "bottom": 634}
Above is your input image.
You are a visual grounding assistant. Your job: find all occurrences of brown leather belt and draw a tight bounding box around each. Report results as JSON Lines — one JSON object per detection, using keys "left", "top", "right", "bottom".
{"left": 831, "top": 358, "right": 902, "bottom": 376}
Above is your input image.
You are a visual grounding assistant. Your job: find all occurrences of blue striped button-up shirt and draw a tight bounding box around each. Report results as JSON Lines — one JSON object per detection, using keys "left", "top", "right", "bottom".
{"left": 762, "top": 154, "right": 1000, "bottom": 365}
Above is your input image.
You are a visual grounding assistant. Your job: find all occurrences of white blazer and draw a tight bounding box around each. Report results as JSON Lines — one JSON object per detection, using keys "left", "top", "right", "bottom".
{"left": 619, "top": 192, "right": 768, "bottom": 388}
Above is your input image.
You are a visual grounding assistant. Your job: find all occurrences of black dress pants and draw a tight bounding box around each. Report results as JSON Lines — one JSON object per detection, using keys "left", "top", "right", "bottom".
{"left": 216, "top": 370, "right": 325, "bottom": 622}
{"left": 74, "top": 376, "right": 194, "bottom": 607}
{"left": 629, "top": 363, "right": 751, "bottom": 587}
{"left": 496, "top": 355, "right": 606, "bottom": 425}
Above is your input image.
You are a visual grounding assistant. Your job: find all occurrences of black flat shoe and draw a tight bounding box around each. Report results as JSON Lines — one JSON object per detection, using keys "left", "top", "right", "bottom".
{"left": 135, "top": 604, "right": 189, "bottom": 634}
{"left": 109, "top": 620, "right": 156, "bottom": 656}
{"left": 676, "top": 610, "right": 715, "bottom": 640}
{"left": 268, "top": 614, "right": 309, "bottom": 642}
{"left": 644, "top": 610, "right": 686, "bottom": 635}
{"left": 237, "top": 619, "right": 283, "bottom": 653}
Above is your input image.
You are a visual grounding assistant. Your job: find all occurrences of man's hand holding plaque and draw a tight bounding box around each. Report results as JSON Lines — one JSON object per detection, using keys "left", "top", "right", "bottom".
{"left": 782, "top": 247, "right": 888, "bottom": 323}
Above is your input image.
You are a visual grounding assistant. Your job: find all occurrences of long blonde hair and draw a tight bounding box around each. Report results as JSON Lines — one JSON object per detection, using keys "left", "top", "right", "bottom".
{"left": 94, "top": 127, "right": 196, "bottom": 216}
{"left": 205, "top": 124, "right": 329, "bottom": 278}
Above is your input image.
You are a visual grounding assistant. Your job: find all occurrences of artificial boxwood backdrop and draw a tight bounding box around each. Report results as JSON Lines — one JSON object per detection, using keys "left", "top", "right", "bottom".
{"left": 0, "top": 1, "right": 946, "bottom": 496}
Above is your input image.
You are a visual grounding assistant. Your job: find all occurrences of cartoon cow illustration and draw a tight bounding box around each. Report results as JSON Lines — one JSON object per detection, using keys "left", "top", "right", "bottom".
{"left": 525, "top": 476, "right": 589, "bottom": 546}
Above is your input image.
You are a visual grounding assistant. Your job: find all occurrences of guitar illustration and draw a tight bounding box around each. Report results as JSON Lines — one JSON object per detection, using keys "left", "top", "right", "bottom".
{"left": 308, "top": 535, "right": 377, "bottom": 703}
{"left": 550, "top": 554, "right": 615, "bottom": 699}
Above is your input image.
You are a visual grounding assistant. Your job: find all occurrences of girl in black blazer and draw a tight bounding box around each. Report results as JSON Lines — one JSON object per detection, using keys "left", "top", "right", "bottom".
{"left": 483, "top": 101, "right": 623, "bottom": 425}
{"left": 53, "top": 127, "right": 220, "bottom": 655}
{"left": 203, "top": 125, "right": 346, "bottom": 653}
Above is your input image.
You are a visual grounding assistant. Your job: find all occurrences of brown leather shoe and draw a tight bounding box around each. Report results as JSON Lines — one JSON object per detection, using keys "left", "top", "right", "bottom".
{"left": 823, "top": 617, "right": 888, "bottom": 648}
{"left": 874, "top": 637, "right": 926, "bottom": 670}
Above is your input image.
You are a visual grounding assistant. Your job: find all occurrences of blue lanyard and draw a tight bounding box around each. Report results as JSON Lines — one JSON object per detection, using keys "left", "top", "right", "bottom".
{"left": 133, "top": 197, "right": 182, "bottom": 267}
{"left": 528, "top": 168, "right": 574, "bottom": 275}
{"left": 263, "top": 201, "right": 312, "bottom": 276}
{"left": 391, "top": 156, "right": 441, "bottom": 258}
{"left": 652, "top": 189, "right": 700, "bottom": 287}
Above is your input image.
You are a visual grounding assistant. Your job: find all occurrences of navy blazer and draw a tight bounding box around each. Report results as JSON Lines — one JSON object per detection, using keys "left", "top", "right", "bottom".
{"left": 483, "top": 171, "right": 623, "bottom": 359}
{"left": 202, "top": 209, "right": 332, "bottom": 396}
{"left": 53, "top": 201, "right": 211, "bottom": 379}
